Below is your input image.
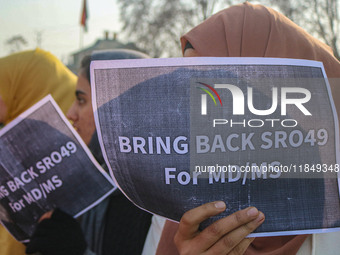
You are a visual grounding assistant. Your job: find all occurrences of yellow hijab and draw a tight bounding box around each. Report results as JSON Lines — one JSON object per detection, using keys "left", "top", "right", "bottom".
{"left": 0, "top": 48, "right": 77, "bottom": 123}
{"left": 0, "top": 48, "right": 76, "bottom": 254}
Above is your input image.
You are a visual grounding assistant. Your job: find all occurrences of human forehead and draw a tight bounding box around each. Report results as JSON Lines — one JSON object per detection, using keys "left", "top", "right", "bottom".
{"left": 76, "top": 73, "right": 91, "bottom": 92}
{"left": 183, "top": 48, "right": 200, "bottom": 57}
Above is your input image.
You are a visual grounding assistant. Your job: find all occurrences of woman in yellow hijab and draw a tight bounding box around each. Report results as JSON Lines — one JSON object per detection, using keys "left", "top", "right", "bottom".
{"left": 0, "top": 48, "right": 76, "bottom": 254}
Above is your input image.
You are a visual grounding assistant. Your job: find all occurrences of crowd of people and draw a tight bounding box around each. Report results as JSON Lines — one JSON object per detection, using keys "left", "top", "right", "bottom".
{"left": 0, "top": 2, "right": 340, "bottom": 255}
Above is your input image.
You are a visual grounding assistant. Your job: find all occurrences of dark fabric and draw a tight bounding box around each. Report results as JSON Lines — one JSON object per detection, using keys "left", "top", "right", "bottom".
{"left": 183, "top": 41, "right": 194, "bottom": 51}
{"left": 84, "top": 132, "right": 152, "bottom": 255}
{"left": 102, "top": 194, "right": 152, "bottom": 255}
{"left": 80, "top": 199, "right": 109, "bottom": 254}
{"left": 26, "top": 209, "right": 87, "bottom": 255}
{"left": 88, "top": 131, "right": 105, "bottom": 167}
{"left": 81, "top": 188, "right": 152, "bottom": 255}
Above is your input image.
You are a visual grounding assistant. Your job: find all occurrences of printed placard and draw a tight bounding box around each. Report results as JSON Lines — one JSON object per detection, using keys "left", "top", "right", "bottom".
{"left": 91, "top": 57, "right": 340, "bottom": 237}
{"left": 0, "top": 95, "right": 116, "bottom": 242}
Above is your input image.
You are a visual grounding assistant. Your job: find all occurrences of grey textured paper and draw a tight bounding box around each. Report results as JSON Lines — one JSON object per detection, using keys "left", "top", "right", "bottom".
{"left": 0, "top": 96, "right": 115, "bottom": 242}
{"left": 92, "top": 57, "right": 340, "bottom": 237}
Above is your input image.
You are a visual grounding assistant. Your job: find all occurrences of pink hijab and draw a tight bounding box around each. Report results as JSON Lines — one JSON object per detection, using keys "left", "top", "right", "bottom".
{"left": 181, "top": 2, "right": 340, "bottom": 117}
{"left": 157, "top": 2, "right": 340, "bottom": 254}
{"left": 181, "top": 2, "right": 339, "bottom": 74}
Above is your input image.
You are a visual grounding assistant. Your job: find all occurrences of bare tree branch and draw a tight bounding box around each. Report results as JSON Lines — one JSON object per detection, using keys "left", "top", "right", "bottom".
{"left": 117, "top": 0, "right": 340, "bottom": 60}
{"left": 6, "top": 35, "right": 28, "bottom": 54}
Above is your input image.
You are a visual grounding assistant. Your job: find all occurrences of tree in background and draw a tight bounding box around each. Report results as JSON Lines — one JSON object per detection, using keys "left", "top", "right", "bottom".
{"left": 117, "top": 0, "right": 339, "bottom": 60}
{"left": 6, "top": 35, "right": 28, "bottom": 54}
{"left": 117, "top": 0, "right": 231, "bottom": 57}
{"left": 268, "top": 0, "right": 339, "bottom": 60}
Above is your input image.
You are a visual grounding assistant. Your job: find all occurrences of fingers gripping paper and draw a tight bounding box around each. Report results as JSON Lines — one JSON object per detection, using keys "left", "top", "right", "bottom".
{"left": 91, "top": 57, "right": 340, "bottom": 237}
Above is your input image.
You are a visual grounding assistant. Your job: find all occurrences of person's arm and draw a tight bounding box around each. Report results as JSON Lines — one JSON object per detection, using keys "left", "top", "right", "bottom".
{"left": 26, "top": 209, "right": 88, "bottom": 255}
{"left": 173, "top": 201, "right": 264, "bottom": 255}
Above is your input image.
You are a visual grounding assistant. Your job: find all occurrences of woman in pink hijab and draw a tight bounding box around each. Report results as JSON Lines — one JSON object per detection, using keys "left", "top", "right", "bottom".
{"left": 156, "top": 2, "right": 340, "bottom": 255}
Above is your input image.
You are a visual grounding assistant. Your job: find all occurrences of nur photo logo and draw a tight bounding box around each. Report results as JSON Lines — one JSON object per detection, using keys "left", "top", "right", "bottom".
{"left": 196, "top": 81, "right": 312, "bottom": 128}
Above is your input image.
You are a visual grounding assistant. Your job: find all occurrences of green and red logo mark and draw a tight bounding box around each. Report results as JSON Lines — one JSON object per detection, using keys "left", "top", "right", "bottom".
{"left": 196, "top": 82, "right": 223, "bottom": 115}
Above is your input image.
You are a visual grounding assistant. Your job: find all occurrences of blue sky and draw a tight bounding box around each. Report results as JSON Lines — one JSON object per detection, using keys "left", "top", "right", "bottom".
{"left": 0, "top": 0, "right": 121, "bottom": 63}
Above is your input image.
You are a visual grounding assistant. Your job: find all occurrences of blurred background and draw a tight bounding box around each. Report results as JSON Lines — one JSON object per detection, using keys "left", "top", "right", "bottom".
{"left": 1, "top": 0, "right": 339, "bottom": 73}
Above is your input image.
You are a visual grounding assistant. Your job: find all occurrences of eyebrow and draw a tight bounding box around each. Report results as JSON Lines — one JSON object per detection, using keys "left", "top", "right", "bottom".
{"left": 75, "top": 90, "right": 86, "bottom": 97}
